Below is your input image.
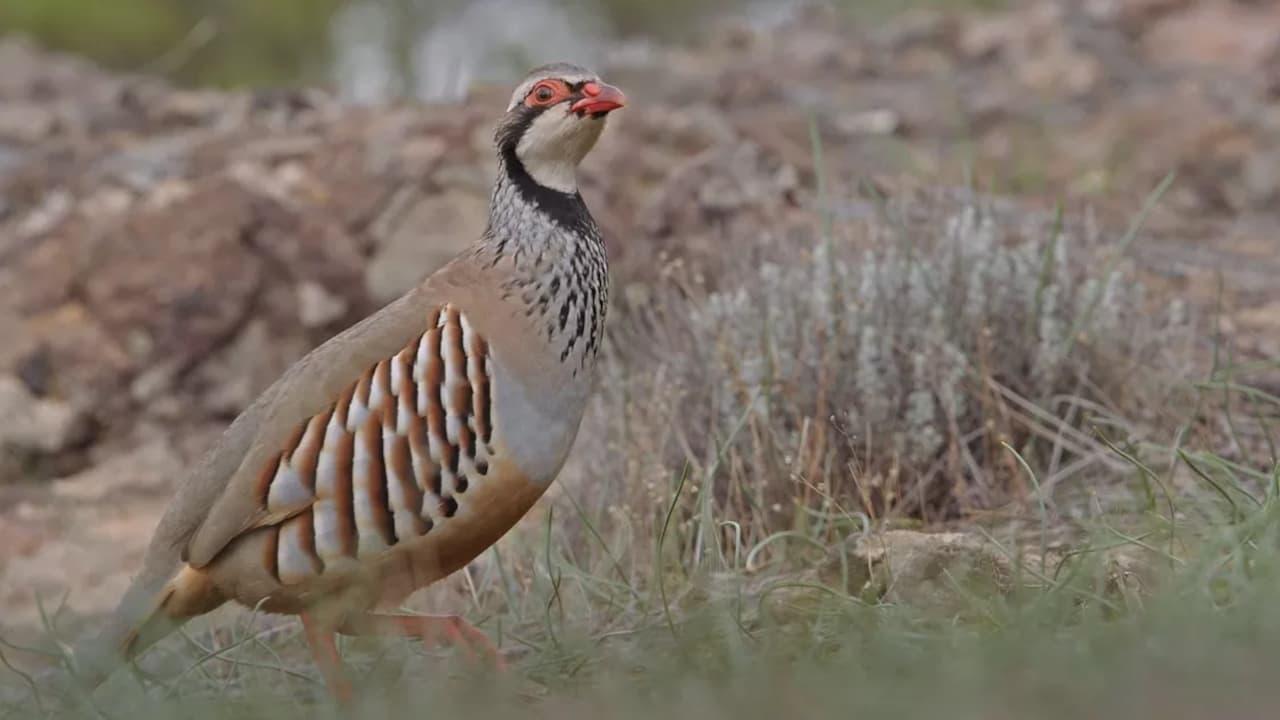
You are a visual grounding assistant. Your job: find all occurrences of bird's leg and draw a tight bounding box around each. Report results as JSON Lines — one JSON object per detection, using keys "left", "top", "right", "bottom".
{"left": 300, "top": 612, "right": 353, "bottom": 704}
{"left": 337, "top": 613, "right": 506, "bottom": 671}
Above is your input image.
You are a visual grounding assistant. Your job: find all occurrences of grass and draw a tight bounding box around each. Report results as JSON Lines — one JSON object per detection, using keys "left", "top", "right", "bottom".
{"left": 3, "top": 179, "right": 1277, "bottom": 718}
{"left": 7, "top": 429, "right": 1280, "bottom": 719}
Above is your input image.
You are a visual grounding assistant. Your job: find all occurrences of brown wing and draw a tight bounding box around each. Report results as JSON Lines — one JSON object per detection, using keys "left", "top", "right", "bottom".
{"left": 177, "top": 245, "right": 496, "bottom": 556}
{"left": 182, "top": 292, "right": 494, "bottom": 573}
{"left": 255, "top": 305, "right": 495, "bottom": 583}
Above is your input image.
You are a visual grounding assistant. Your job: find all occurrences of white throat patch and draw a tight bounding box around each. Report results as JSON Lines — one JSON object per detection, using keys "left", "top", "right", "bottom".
{"left": 515, "top": 106, "right": 606, "bottom": 194}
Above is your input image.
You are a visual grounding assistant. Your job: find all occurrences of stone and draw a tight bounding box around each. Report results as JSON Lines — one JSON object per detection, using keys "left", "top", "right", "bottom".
{"left": 1142, "top": 2, "right": 1280, "bottom": 73}
{"left": 51, "top": 440, "right": 182, "bottom": 501}
{"left": 159, "top": 89, "right": 236, "bottom": 125}
{"left": 835, "top": 109, "right": 901, "bottom": 136}
{"left": 16, "top": 190, "right": 72, "bottom": 238}
{"left": 364, "top": 190, "right": 486, "bottom": 304}
{"left": 194, "top": 319, "right": 310, "bottom": 417}
{"left": 296, "top": 280, "right": 349, "bottom": 328}
{"left": 0, "top": 375, "right": 89, "bottom": 455}
{"left": 0, "top": 104, "right": 57, "bottom": 143}
{"left": 231, "top": 134, "right": 322, "bottom": 163}
{"left": 1242, "top": 150, "right": 1280, "bottom": 207}
{"left": 825, "top": 530, "right": 1013, "bottom": 613}
{"left": 1084, "top": 0, "right": 1190, "bottom": 25}
{"left": 98, "top": 133, "right": 194, "bottom": 191}
{"left": 958, "top": 14, "right": 1021, "bottom": 60}
{"left": 0, "top": 303, "right": 133, "bottom": 412}
{"left": 79, "top": 185, "right": 134, "bottom": 218}
{"left": 79, "top": 181, "right": 263, "bottom": 380}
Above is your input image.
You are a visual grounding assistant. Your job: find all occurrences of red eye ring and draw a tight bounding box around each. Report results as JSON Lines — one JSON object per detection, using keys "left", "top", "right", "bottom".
{"left": 527, "top": 80, "right": 563, "bottom": 106}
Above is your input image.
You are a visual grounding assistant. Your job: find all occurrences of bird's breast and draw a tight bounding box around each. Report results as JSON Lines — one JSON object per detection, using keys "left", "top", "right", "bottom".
{"left": 487, "top": 351, "right": 592, "bottom": 486}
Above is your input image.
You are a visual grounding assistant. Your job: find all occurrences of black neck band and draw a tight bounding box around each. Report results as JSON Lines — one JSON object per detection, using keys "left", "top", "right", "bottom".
{"left": 497, "top": 143, "right": 596, "bottom": 237}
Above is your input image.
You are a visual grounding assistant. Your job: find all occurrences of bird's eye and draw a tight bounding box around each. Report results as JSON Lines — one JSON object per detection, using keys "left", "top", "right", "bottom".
{"left": 525, "top": 80, "right": 567, "bottom": 107}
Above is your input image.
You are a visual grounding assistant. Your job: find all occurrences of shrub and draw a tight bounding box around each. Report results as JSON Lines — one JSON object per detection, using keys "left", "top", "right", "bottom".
{"left": 576, "top": 190, "right": 1198, "bottom": 570}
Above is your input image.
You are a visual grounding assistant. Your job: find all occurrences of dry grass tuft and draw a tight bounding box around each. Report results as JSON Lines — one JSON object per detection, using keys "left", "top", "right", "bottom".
{"left": 576, "top": 188, "right": 1199, "bottom": 572}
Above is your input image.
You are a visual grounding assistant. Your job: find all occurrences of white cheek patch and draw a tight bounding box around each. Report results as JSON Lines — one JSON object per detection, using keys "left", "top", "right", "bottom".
{"left": 516, "top": 106, "right": 606, "bottom": 193}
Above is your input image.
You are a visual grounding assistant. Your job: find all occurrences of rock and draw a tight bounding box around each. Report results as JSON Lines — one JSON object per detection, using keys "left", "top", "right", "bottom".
{"left": 13, "top": 346, "right": 52, "bottom": 397}
{"left": 142, "top": 178, "right": 194, "bottom": 210}
{"left": 51, "top": 440, "right": 182, "bottom": 501}
{"left": 232, "top": 134, "right": 322, "bottom": 163}
{"left": 834, "top": 109, "right": 901, "bottom": 136}
{"left": 0, "top": 375, "right": 89, "bottom": 455}
{"left": 79, "top": 185, "right": 134, "bottom": 218}
{"left": 16, "top": 190, "right": 72, "bottom": 238}
{"left": 1084, "top": 0, "right": 1190, "bottom": 26}
{"left": 194, "top": 318, "right": 310, "bottom": 416}
{"left": 878, "top": 9, "right": 950, "bottom": 49}
{"left": 958, "top": 13, "right": 1022, "bottom": 60}
{"left": 643, "top": 141, "right": 798, "bottom": 235}
{"left": 1242, "top": 149, "right": 1280, "bottom": 207}
{"left": 364, "top": 189, "right": 486, "bottom": 304}
{"left": 296, "top": 280, "right": 348, "bottom": 328}
{"left": 228, "top": 159, "right": 305, "bottom": 205}
{"left": 0, "top": 518, "right": 43, "bottom": 572}
{"left": 79, "top": 181, "right": 263, "bottom": 380}
{"left": 129, "top": 360, "right": 182, "bottom": 402}
{"left": 0, "top": 104, "right": 57, "bottom": 143}
{"left": 960, "top": 2, "right": 1103, "bottom": 96}
{"left": 825, "top": 530, "right": 1013, "bottom": 614}
{"left": 157, "top": 89, "right": 232, "bottom": 125}
{"left": 0, "top": 303, "right": 134, "bottom": 414}
{"left": 98, "top": 133, "right": 194, "bottom": 191}
{"left": 1142, "top": 1, "right": 1280, "bottom": 73}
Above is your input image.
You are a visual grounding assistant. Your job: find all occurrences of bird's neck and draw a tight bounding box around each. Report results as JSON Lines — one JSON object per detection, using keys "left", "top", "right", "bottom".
{"left": 479, "top": 151, "right": 610, "bottom": 373}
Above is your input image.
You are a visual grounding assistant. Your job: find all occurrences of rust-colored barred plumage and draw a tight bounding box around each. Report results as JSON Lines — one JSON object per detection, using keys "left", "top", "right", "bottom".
{"left": 253, "top": 305, "right": 494, "bottom": 585}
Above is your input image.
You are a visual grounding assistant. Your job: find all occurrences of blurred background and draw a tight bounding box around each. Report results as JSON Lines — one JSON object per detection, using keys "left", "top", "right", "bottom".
{"left": 2, "top": 2, "right": 1280, "bottom": 714}
{"left": 0, "top": 0, "right": 994, "bottom": 100}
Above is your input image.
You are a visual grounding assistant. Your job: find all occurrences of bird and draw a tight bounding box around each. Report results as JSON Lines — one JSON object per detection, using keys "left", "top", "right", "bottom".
{"left": 59, "top": 62, "right": 625, "bottom": 704}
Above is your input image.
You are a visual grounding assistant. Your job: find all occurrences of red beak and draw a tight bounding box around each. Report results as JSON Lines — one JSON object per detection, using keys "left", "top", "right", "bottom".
{"left": 571, "top": 81, "right": 627, "bottom": 116}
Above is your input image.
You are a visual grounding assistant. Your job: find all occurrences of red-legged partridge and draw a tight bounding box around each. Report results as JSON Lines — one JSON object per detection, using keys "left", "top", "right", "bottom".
{"left": 68, "top": 63, "right": 625, "bottom": 703}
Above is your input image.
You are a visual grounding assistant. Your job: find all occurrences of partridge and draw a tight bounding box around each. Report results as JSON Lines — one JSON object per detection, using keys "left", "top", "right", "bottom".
{"left": 65, "top": 63, "right": 625, "bottom": 703}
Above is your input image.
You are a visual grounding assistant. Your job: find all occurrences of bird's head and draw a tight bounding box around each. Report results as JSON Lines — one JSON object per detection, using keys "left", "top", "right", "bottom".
{"left": 495, "top": 63, "right": 626, "bottom": 194}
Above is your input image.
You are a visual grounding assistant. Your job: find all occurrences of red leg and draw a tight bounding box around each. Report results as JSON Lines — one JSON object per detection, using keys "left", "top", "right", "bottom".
{"left": 300, "top": 612, "right": 353, "bottom": 704}
{"left": 338, "top": 613, "right": 506, "bottom": 671}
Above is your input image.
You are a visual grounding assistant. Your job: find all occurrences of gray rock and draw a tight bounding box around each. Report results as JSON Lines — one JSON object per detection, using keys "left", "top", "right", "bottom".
{"left": 51, "top": 439, "right": 182, "bottom": 501}
{"left": 296, "top": 280, "right": 349, "bottom": 328}
{"left": 1243, "top": 150, "right": 1280, "bottom": 207}
{"left": 97, "top": 133, "right": 194, "bottom": 191}
{"left": 16, "top": 190, "right": 72, "bottom": 238}
{"left": 835, "top": 109, "right": 901, "bottom": 136}
{"left": 364, "top": 190, "right": 486, "bottom": 304}
{"left": 0, "top": 375, "right": 89, "bottom": 454}
{"left": 0, "top": 103, "right": 57, "bottom": 143}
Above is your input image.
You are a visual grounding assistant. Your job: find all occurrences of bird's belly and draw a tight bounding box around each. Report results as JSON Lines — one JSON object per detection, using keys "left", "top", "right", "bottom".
{"left": 488, "top": 358, "right": 590, "bottom": 484}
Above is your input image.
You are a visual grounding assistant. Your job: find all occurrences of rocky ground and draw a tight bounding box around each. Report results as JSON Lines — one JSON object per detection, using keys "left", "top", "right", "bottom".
{"left": 1, "top": 0, "right": 1277, "bottom": 647}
